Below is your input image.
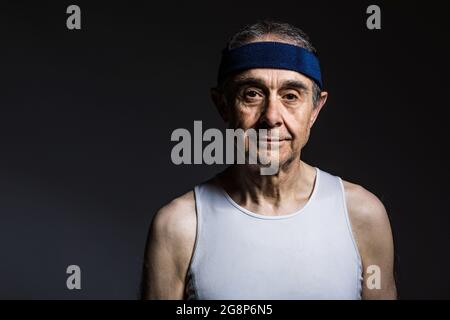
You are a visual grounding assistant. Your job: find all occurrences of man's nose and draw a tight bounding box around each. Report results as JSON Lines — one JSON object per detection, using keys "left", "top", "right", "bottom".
{"left": 260, "top": 95, "right": 283, "bottom": 128}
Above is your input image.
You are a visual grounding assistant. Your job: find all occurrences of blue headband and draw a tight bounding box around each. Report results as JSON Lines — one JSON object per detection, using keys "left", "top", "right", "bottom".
{"left": 218, "top": 41, "right": 323, "bottom": 89}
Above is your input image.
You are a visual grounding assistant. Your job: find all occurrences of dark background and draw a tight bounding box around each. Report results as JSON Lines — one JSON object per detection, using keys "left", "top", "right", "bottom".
{"left": 0, "top": 0, "right": 449, "bottom": 299}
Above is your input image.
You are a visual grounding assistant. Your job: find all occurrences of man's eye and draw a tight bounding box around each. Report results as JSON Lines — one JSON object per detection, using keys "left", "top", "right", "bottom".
{"left": 245, "top": 90, "right": 260, "bottom": 98}
{"left": 284, "top": 93, "right": 298, "bottom": 100}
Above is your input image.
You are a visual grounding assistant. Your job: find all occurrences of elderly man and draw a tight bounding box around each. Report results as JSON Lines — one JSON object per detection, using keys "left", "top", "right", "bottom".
{"left": 142, "top": 21, "right": 397, "bottom": 300}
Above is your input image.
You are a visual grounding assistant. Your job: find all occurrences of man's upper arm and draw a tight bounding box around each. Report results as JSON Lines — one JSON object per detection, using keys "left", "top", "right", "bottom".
{"left": 141, "top": 191, "right": 197, "bottom": 300}
{"left": 344, "top": 181, "right": 397, "bottom": 300}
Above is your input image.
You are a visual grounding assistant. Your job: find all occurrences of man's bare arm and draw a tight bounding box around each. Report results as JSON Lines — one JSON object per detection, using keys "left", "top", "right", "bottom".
{"left": 344, "top": 181, "right": 397, "bottom": 300}
{"left": 141, "top": 191, "right": 197, "bottom": 300}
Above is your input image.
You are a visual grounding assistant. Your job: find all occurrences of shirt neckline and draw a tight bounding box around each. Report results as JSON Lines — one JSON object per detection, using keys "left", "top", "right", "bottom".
{"left": 219, "top": 167, "right": 320, "bottom": 220}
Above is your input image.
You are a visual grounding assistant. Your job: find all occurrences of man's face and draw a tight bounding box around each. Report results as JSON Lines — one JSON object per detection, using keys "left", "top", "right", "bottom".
{"left": 221, "top": 68, "right": 325, "bottom": 169}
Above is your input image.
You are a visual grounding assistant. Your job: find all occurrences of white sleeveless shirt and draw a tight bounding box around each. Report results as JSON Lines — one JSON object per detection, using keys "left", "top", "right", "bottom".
{"left": 185, "top": 167, "right": 363, "bottom": 300}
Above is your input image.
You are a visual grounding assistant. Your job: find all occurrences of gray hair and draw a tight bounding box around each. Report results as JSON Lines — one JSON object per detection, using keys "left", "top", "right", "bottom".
{"left": 219, "top": 20, "right": 322, "bottom": 107}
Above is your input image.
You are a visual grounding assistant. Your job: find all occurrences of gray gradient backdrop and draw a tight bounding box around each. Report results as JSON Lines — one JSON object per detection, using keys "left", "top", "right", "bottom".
{"left": 0, "top": 1, "right": 449, "bottom": 299}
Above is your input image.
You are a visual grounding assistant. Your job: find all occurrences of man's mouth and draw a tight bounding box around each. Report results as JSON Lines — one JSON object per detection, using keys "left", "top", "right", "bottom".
{"left": 265, "top": 139, "right": 282, "bottom": 143}
{"left": 260, "top": 137, "right": 291, "bottom": 142}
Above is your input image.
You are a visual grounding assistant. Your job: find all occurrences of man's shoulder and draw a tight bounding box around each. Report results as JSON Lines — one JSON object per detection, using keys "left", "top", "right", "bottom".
{"left": 341, "top": 179, "right": 392, "bottom": 254}
{"left": 150, "top": 190, "right": 197, "bottom": 245}
{"left": 341, "top": 179, "right": 389, "bottom": 229}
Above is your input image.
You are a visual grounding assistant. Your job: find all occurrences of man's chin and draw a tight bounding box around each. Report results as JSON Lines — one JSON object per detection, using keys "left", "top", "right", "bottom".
{"left": 254, "top": 151, "right": 295, "bottom": 168}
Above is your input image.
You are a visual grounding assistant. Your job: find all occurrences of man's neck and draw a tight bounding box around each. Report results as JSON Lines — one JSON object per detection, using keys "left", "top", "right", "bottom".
{"left": 218, "top": 158, "right": 317, "bottom": 216}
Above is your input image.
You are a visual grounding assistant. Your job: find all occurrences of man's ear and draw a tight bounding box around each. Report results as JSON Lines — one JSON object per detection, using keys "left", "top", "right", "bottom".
{"left": 210, "top": 87, "right": 229, "bottom": 122}
{"left": 309, "top": 91, "right": 328, "bottom": 128}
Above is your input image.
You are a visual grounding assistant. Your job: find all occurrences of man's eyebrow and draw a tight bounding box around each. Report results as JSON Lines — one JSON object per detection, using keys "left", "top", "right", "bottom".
{"left": 280, "top": 80, "right": 309, "bottom": 91}
{"left": 231, "top": 77, "right": 267, "bottom": 89}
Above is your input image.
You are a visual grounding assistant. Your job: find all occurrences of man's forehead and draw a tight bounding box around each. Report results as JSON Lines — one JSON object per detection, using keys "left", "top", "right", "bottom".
{"left": 233, "top": 68, "right": 313, "bottom": 89}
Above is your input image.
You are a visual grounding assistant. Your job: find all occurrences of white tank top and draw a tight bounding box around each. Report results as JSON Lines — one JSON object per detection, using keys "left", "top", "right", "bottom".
{"left": 185, "top": 167, "right": 363, "bottom": 300}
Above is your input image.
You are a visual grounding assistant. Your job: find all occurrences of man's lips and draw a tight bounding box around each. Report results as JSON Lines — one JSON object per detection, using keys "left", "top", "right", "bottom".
{"left": 259, "top": 138, "right": 292, "bottom": 144}
{"left": 259, "top": 137, "right": 292, "bottom": 142}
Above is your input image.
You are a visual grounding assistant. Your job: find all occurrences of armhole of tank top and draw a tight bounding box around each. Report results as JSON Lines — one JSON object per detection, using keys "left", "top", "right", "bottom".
{"left": 185, "top": 185, "right": 203, "bottom": 299}
{"left": 338, "top": 177, "right": 363, "bottom": 298}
